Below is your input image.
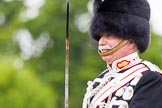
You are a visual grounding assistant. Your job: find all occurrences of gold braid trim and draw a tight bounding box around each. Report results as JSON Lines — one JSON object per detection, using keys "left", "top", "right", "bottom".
{"left": 98, "top": 40, "right": 129, "bottom": 57}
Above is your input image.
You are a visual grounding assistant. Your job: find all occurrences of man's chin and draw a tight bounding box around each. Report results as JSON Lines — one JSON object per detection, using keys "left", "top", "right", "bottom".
{"left": 101, "top": 56, "right": 113, "bottom": 64}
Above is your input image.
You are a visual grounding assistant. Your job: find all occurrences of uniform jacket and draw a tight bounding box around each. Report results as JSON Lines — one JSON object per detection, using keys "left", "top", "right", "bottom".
{"left": 82, "top": 52, "right": 162, "bottom": 108}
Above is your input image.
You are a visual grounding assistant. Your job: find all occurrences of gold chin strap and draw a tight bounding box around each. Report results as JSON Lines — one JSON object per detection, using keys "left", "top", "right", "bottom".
{"left": 98, "top": 40, "right": 129, "bottom": 57}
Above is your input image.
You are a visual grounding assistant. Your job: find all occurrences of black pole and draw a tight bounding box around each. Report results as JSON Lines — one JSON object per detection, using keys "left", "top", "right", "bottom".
{"left": 65, "top": 0, "right": 69, "bottom": 108}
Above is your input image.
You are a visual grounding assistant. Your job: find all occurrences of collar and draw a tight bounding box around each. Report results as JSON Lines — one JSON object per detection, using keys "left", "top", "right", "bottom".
{"left": 109, "top": 52, "right": 142, "bottom": 72}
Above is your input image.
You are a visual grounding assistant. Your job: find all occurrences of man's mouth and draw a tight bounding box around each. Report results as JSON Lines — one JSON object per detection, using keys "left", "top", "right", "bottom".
{"left": 98, "top": 45, "right": 111, "bottom": 53}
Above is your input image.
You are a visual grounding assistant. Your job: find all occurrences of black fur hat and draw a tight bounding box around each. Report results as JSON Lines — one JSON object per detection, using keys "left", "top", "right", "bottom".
{"left": 90, "top": 0, "right": 151, "bottom": 53}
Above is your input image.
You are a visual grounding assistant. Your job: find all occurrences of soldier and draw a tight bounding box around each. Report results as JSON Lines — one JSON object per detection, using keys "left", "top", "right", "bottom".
{"left": 82, "top": 0, "right": 162, "bottom": 108}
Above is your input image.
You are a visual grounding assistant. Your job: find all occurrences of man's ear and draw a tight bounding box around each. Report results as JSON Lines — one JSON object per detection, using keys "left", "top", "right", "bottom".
{"left": 128, "top": 40, "right": 137, "bottom": 50}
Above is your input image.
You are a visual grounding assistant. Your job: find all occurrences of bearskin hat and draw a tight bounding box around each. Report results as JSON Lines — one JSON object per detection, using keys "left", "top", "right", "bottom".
{"left": 90, "top": 0, "right": 151, "bottom": 53}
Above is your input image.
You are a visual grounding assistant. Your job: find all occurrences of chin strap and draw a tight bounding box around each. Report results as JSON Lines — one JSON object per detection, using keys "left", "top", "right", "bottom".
{"left": 98, "top": 40, "right": 129, "bottom": 57}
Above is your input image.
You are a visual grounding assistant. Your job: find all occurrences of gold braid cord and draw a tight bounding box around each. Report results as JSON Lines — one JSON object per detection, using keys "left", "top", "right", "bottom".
{"left": 98, "top": 40, "right": 129, "bottom": 57}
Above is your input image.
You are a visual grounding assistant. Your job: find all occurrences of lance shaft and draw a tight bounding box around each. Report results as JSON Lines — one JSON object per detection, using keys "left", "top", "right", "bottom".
{"left": 65, "top": 0, "right": 69, "bottom": 108}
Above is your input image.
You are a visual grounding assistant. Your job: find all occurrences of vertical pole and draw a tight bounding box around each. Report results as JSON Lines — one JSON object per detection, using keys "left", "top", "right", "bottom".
{"left": 65, "top": 0, "right": 69, "bottom": 108}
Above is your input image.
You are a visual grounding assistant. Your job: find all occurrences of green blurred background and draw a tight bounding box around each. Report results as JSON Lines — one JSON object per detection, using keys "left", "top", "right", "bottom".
{"left": 0, "top": 0, "right": 161, "bottom": 108}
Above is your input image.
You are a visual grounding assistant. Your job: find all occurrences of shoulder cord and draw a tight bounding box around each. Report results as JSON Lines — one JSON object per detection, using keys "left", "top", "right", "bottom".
{"left": 82, "top": 69, "right": 123, "bottom": 108}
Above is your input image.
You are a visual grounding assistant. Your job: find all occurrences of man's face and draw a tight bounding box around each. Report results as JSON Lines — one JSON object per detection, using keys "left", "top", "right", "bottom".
{"left": 98, "top": 35, "right": 130, "bottom": 64}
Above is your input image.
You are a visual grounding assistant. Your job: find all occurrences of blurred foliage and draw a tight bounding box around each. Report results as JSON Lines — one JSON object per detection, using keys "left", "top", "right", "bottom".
{"left": 0, "top": 55, "right": 56, "bottom": 108}
{"left": 0, "top": 0, "right": 162, "bottom": 108}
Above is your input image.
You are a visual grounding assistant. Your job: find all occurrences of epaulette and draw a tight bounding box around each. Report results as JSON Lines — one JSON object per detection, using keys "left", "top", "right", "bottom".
{"left": 142, "top": 61, "right": 162, "bottom": 75}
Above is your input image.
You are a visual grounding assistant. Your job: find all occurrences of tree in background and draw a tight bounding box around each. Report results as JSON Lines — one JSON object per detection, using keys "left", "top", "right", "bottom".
{"left": 0, "top": 56, "right": 56, "bottom": 108}
{"left": 0, "top": 0, "right": 161, "bottom": 108}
